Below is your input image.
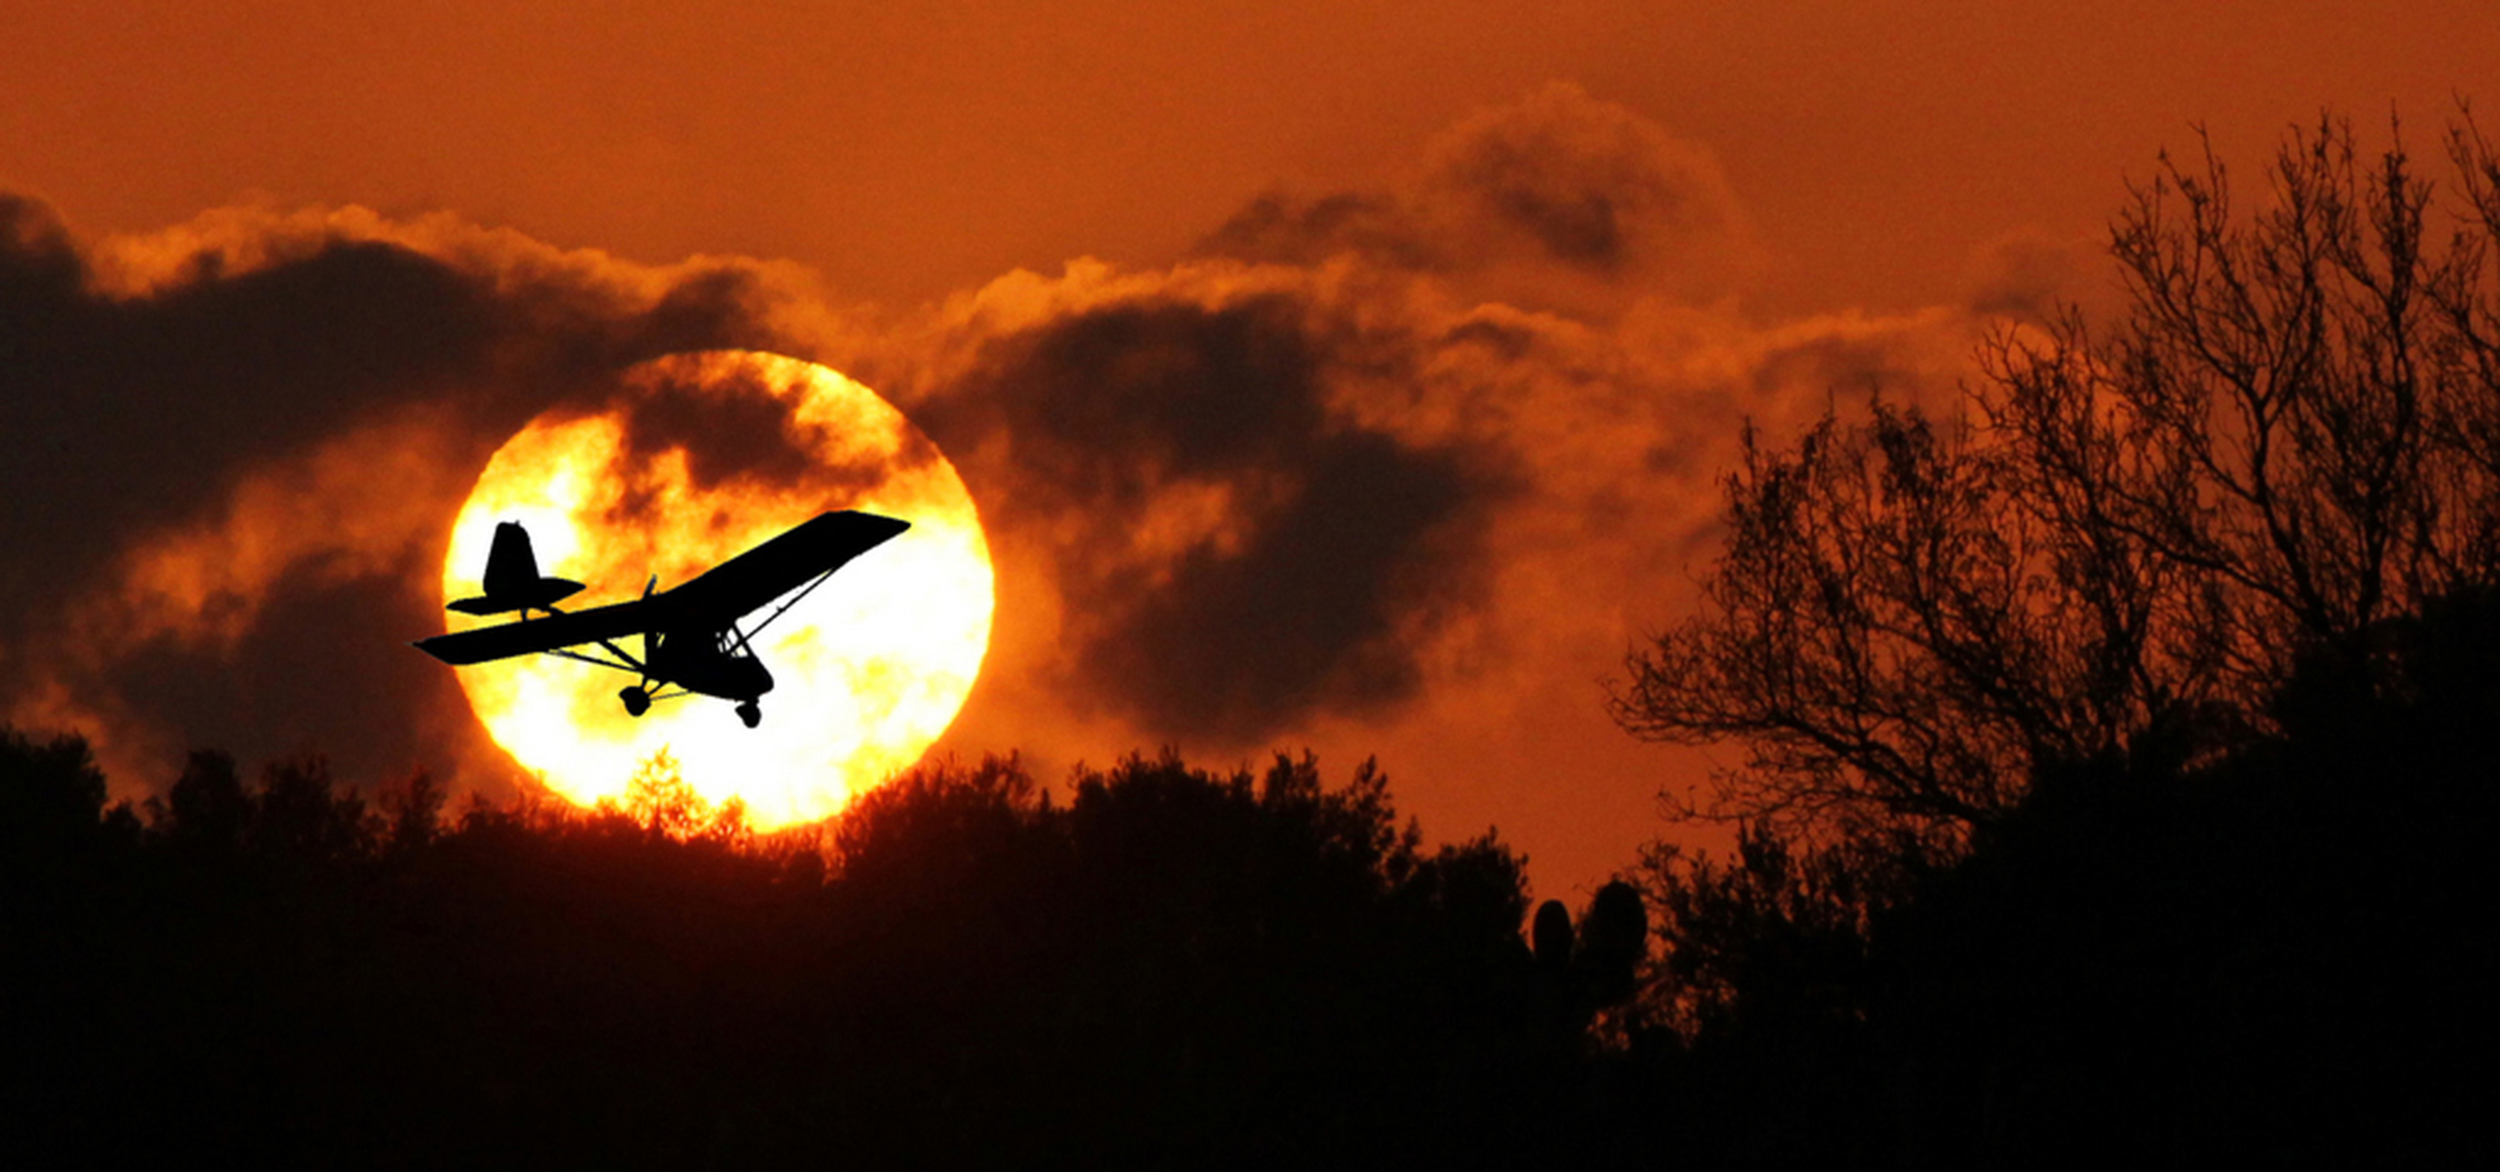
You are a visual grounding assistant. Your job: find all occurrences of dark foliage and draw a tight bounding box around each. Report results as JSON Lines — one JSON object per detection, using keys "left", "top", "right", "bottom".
{"left": 0, "top": 743, "right": 1653, "bottom": 1169}
{"left": 1603, "top": 114, "right": 2500, "bottom": 1167}
{"left": 1617, "top": 586, "right": 2500, "bottom": 1169}
{"left": 1616, "top": 114, "right": 2500, "bottom": 854}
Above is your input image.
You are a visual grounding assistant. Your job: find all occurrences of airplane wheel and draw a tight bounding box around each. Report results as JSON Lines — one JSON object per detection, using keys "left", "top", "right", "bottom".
{"left": 736, "top": 701, "right": 761, "bottom": 729}
{"left": 620, "top": 686, "right": 651, "bottom": 717}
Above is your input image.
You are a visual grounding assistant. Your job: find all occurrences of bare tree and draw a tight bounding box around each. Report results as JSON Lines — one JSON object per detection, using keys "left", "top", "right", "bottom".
{"left": 1615, "top": 112, "right": 2500, "bottom": 852}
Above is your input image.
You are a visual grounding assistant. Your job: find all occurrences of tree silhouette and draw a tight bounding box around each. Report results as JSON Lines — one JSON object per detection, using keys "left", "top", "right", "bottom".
{"left": 153, "top": 749, "right": 250, "bottom": 853}
{"left": 1, "top": 734, "right": 1666, "bottom": 1168}
{"left": 1615, "top": 113, "right": 2500, "bottom": 853}
{"left": 1604, "top": 113, "right": 2500, "bottom": 1168}
{"left": 0, "top": 726, "right": 106, "bottom": 848}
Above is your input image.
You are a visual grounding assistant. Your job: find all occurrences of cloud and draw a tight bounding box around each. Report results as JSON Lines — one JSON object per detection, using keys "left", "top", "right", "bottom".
{"left": 0, "top": 87, "right": 1993, "bottom": 841}
{"left": 1963, "top": 227, "right": 2108, "bottom": 321}
{"left": 913, "top": 287, "right": 1510, "bottom": 741}
{"left": 0, "top": 195, "right": 817, "bottom": 792}
{"left": 856, "top": 255, "right": 1975, "bottom": 759}
{"left": 1196, "top": 83, "right": 1756, "bottom": 308}
{"left": 1, "top": 198, "right": 492, "bottom": 614}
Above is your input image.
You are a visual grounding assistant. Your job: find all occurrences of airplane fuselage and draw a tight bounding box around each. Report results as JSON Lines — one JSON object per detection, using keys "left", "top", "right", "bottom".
{"left": 648, "top": 628, "right": 774, "bottom": 702}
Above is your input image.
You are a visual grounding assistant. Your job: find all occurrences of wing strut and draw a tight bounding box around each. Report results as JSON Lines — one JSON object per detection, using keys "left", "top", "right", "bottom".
{"left": 543, "top": 641, "right": 646, "bottom": 673}
{"left": 727, "top": 566, "right": 842, "bottom": 656}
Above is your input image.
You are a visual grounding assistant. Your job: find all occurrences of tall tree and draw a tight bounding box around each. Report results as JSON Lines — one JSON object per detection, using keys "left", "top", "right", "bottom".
{"left": 1614, "top": 113, "right": 2500, "bottom": 852}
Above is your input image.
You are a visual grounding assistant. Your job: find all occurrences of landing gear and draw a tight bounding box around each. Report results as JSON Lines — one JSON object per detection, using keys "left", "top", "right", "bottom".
{"left": 735, "top": 700, "right": 762, "bottom": 729}
{"left": 619, "top": 686, "right": 651, "bottom": 717}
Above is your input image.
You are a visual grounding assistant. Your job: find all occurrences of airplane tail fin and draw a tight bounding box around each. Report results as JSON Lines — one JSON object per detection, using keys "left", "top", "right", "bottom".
{"left": 447, "top": 521, "right": 588, "bottom": 615}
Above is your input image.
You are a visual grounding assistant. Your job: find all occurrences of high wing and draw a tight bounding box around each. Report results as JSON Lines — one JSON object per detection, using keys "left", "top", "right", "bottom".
{"left": 657, "top": 510, "right": 910, "bottom": 629}
{"left": 413, "top": 596, "right": 663, "bottom": 665}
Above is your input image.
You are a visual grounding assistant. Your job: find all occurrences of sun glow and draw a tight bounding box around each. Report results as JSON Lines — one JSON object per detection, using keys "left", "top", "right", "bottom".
{"left": 442, "top": 352, "right": 993, "bottom": 827}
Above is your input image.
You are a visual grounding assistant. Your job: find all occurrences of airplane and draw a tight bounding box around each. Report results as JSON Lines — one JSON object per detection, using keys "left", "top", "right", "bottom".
{"left": 414, "top": 510, "right": 910, "bottom": 728}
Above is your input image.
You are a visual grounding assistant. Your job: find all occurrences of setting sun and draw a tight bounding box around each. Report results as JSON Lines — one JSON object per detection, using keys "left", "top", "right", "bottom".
{"left": 439, "top": 351, "right": 993, "bottom": 827}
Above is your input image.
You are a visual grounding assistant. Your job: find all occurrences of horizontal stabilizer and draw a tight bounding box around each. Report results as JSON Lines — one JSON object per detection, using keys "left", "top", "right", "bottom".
{"left": 417, "top": 596, "right": 660, "bottom": 665}
{"left": 447, "top": 581, "right": 585, "bottom": 615}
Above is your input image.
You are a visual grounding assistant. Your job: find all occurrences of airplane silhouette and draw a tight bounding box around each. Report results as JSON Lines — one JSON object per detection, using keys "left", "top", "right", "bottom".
{"left": 414, "top": 511, "right": 909, "bottom": 727}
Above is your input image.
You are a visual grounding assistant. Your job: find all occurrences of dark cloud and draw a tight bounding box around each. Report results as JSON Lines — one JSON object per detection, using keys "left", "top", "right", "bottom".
{"left": 1964, "top": 229, "right": 2116, "bottom": 324}
{"left": 1, "top": 86, "right": 1993, "bottom": 845}
{"left": 0, "top": 196, "right": 787, "bottom": 611}
{"left": 926, "top": 292, "right": 1508, "bottom": 743}
{"left": 609, "top": 365, "right": 822, "bottom": 493}
{"left": 1071, "top": 432, "right": 1485, "bottom": 738}
{"left": 1418, "top": 82, "right": 1744, "bottom": 277}
{"left": 1195, "top": 84, "right": 1753, "bottom": 302}
{"left": 90, "top": 551, "right": 490, "bottom": 790}
{"left": 0, "top": 194, "right": 805, "bottom": 792}
{"left": 1749, "top": 332, "right": 1933, "bottom": 407}
{"left": 931, "top": 296, "right": 1324, "bottom": 506}
{"left": 1196, "top": 192, "right": 1438, "bottom": 272}
{"left": 0, "top": 201, "right": 494, "bottom": 611}
{"left": 867, "top": 81, "right": 1979, "bottom": 754}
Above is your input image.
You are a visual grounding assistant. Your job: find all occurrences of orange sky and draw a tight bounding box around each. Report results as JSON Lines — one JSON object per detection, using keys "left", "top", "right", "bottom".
{"left": 13, "top": 2, "right": 2493, "bottom": 312}
{"left": 3, "top": 2, "right": 2494, "bottom": 898}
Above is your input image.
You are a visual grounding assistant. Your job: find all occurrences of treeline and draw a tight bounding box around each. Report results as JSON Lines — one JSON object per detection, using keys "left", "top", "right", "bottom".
{"left": 10, "top": 649, "right": 2490, "bottom": 1171}
{"left": 1601, "top": 113, "right": 2500, "bottom": 1168}
{"left": 0, "top": 741, "right": 1649, "bottom": 1169}
{"left": 8, "top": 652, "right": 2493, "bottom": 1169}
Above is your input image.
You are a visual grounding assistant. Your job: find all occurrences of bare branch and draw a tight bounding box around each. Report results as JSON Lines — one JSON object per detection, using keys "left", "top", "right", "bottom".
{"left": 1616, "top": 112, "right": 2500, "bottom": 854}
